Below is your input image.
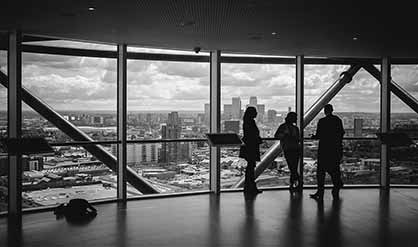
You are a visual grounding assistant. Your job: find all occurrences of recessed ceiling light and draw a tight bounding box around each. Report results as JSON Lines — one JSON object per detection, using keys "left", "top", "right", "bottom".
{"left": 179, "top": 20, "right": 195, "bottom": 27}
{"left": 88, "top": 7, "right": 95, "bottom": 11}
{"left": 272, "top": 32, "right": 277, "bottom": 36}
{"left": 353, "top": 37, "right": 358, "bottom": 41}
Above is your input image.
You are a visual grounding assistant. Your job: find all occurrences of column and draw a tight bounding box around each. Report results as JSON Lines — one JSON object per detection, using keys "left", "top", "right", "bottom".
{"left": 380, "top": 57, "right": 391, "bottom": 188}
{"left": 117, "top": 44, "right": 127, "bottom": 200}
{"left": 210, "top": 51, "right": 221, "bottom": 193}
{"left": 296, "top": 55, "right": 304, "bottom": 188}
{"left": 8, "top": 30, "right": 22, "bottom": 219}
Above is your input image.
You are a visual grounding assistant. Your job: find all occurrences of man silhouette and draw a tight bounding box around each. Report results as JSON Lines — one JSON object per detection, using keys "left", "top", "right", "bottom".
{"left": 310, "top": 104, "right": 344, "bottom": 200}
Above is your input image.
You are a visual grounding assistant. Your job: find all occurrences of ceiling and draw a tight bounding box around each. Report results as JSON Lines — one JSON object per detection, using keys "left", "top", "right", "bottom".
{"left": 1, "top": 0, "right": 417, "bottom": 57}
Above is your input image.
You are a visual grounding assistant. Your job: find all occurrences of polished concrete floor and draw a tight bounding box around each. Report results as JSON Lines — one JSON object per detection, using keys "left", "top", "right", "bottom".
{"left": 1, "top": 189, "right": 418, "bottom": 247}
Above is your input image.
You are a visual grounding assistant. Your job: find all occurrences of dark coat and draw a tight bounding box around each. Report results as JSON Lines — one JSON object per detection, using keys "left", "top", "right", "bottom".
{"left": 239, "top": 118, "right": 262, "bottom": 162}
{"left": 274, "top": 122, "right": 300, "bottom": 152}
{"left": 314, "top": 114, "right": 345, "bottom": 166}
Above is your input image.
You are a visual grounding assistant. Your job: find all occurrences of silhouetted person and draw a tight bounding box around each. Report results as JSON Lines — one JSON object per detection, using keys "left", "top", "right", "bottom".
{"left": 310, "top": 104, "right": 344, "bottom": 200}
{"left": 239, "top": 106, "right": 263, "bottom": 194}
{"left": 274, "top": 112, "right": 301, "bottom": 192}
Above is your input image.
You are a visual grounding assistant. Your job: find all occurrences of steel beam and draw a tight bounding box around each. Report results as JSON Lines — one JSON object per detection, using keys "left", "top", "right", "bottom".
{"left": 117, "top": 44, "right": 127, "bottom": 200}
{"left": 380, "top": 57, "right": 391, "bottom": 188}
{"left": 7, "top": 30, "right": 22, "bottom": 219}
{"left": 0, "top": 72, "right": 159, "bottom": 194}
{"left": 233, "top": 64, "right": 362, "bottom": 188}
{"left": 2, "top": 41, "right": 418, "bottom": 65}
{"left": 363, "top": 64, "right": 418, "bottom": 114}
{"left": 304, "top": 64, "right": 362, "bottom": 128}
{"left": 296, "top": 55, "right": 304, "bottom": 187}
{"left": 209, "top": 50, "right": 221, "bottom": 194}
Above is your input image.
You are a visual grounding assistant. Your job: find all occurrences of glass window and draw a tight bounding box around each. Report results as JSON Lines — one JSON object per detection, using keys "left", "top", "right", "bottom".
{"left": 220, "top": 63, "right": 296, "bottom": 189}
{"left": 304, "top": 65, "right": 349, "bottom": 136}
{"left": 304, "top": 65, "right": 380, "bottom": 185}
{"left": 22, "top": 145, "right": 116, "bottom": 209}
{"left": 18, "top": 40, "right": 118, "bottom": 209}
{"left": 127, "top": 57, "right": 210, "bottom": 194}
{"left": 125, "top": 141, "right": 209, "bottom": 196}
{"left": 390, "top": 65, "right": 418, "bottom": 184}
{"left": 21, "top": 53, "right": 117, "bottom": 142}
{"left": 0, "top": 49, "right": 7, "bottom": 213}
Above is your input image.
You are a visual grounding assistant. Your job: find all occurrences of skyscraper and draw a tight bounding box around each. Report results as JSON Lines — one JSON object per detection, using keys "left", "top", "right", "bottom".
{"left": 160, "top": 112, "right": 185, "bottom": 164}
{"left": 224, "top": 104, "right": 232, "bottom": 119}
{"left": 249, "top": 96, "right": 257, "bottom": 106}
{"left": 256, "top": 104, "right": 265, "bottom": 122}
{"left": 204, "top": 103, "right": 210, "bottom": 126}
{"left": 267, "top": 109, "right": 277, "bottom": 124}
{"left": 354, "top": 118, "right": 363, "bottom": 137}
{"left": 232, "top": 97, "right": 241, "bottom": 119}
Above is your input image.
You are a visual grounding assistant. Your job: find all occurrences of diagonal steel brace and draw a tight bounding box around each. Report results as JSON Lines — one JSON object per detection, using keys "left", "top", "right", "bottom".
{"left": 0, "top": 71, "right": 159, "bottom": 194}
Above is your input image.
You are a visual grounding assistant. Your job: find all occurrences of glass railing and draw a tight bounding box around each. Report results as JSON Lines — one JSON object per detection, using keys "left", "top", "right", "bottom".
{"left": 1, "top": 136, "right": 416, "bottom": 212}
{"left": 220, "top": 137, "right": 381, "bottom": 189}
{"left": 21, "top": 143, "right": 117, "bottom": 209}
{"left": 390, "top": 138, "right": 418, "bottom": 184}
{"left": 0, "top": 155, "right": 7, "bottom": 213}
{"left": 125, "top": 140, "right": 210, "bottom": 196}
{"left": 303, "top": 138, "right": 381, "bottom": 185}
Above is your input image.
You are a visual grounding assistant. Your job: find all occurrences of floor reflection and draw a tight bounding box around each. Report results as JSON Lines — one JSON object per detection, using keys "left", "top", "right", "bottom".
{"left": 315, "top": 199, "right": 342, "bottom": 247}
{"left": 207, "top": 194, "right": 220, "bottom": 247}
{"left": 378, "top": 189, "right": 390, "bottom": 247}
{"left": 7, "top": 214, "right": 22, "bottom": 247}
{"left": 241, "top": 193, "right": 259, "bottom": 247}
{"left": 281, "top": 192, "right": 304, "bottom": 247}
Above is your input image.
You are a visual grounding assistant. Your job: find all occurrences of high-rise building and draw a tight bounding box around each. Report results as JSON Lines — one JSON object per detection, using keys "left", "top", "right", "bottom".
{"left": 204, "top": 103, "right": 210, "bottom": 126}
{"left": 146, "top": 113, "right": 152, "bottom": 123}
{"left": 267, "top": 109, "right": 277, "bottom": 124}
{"left": 224, "top": 104, "right": 232, "bottom": 119}
{"left": 288, "top": 106, "right": 292, "bottom": 113}
{"left": 232, "top": 97, "right": 241, "bottom": 119}
{"left": 256, "top": 104, "right": 265, "bottom": 122}
{"left": 197, "top": 113, "right": 205, "bottom": 124}
{"left": 249, "top": 96, "right": 257, "bottom": 106}
{"left": 354, "top": 118, "right": 363, "bottom": 137}
{"left": 160, "top": 112, "right": 190, "bottom": 163}
{"left": 224, "top": 120, "right": 240, "bottom": 134}
{"left": 127, "top": 143, "right": 159, "bottom": 164}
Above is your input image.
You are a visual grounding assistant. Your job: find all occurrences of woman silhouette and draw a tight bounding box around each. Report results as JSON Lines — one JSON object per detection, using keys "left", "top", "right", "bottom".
{"left": 239, "top": 106, "right": 263, "bottom": 194}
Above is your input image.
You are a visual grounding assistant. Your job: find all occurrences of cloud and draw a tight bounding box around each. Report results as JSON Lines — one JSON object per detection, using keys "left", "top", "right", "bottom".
{"left": 156, "top": 62, "right": 209, "bottom": 79}
{"left": 1, "top": 49, "right": 418, "bottom": 112}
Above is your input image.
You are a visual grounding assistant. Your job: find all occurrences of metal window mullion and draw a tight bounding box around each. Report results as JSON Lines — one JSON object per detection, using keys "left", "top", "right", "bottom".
{"left": 7, "top": 30, "right": 22, "bottom": 219}
{"left": 210, "top": 51, "right": 221, "bottom": 194}
{"left": 380, "top": 57, "right": 391, "bottom": 188}
{"left": 117, "top": 44, "right": 127, "bottom": 200}
{"left": 296, "top": 55, "right": 304, "bottom": 187}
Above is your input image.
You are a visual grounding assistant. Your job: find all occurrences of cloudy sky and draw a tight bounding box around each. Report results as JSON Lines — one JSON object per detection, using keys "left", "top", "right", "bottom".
{"left": 0, "top": 41, "right": 417, "bottom": 113}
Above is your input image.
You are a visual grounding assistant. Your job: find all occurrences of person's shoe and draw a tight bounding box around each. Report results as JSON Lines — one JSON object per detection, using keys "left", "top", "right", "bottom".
{"left": 256, "top": 189, "right": 263, "bottom": 194}
{"left": 289, "top": 184, "right": 295, "bottom": 193}
{"left": 309, "top": 191, "right": 324, "bottom": 200}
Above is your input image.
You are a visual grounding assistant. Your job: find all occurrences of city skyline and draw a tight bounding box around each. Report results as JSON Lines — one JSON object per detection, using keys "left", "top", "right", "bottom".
{"left": 1, "top": 45, "right": 418, "bottom": 113}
